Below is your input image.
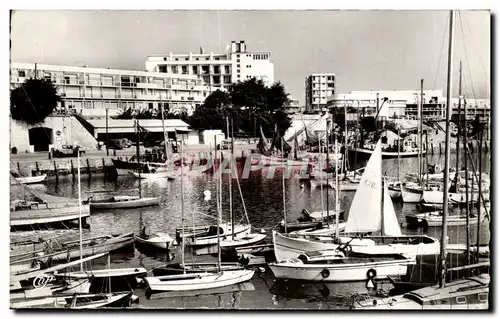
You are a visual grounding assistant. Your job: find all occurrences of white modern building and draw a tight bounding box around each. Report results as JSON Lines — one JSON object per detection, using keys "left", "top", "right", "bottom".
{"left": 145, "top": 41, "right": 275, "bottom": 90}
{"left": 10, "top": 62, "right": 218, "bottom": 117}
{"left": 327, "top": 89, "right": 490, "bottom": 120}
{"left": 284, "top": 97, "right": 302, "bottom": 114}
{"left": 305, "top": 73, "right": 336, "bottom": 113}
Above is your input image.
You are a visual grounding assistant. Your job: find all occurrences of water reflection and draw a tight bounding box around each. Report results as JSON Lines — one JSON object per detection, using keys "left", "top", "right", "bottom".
{"left": 14, "top": 152, "right": 490, "bottom": 309}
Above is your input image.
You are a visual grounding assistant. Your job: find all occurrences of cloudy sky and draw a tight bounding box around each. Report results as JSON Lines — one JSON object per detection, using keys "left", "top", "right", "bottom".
{"left": 10, "top": 10, "right": 490, "bottom": 104}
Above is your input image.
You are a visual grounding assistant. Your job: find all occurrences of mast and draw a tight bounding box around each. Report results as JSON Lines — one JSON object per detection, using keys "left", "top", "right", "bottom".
{"left": 135, "top": 119, "right": 142, "bottom": 197}
{"left": 160, "top": 100, "right": 168, "bottom": 161}
{"left": 464, "top": 98, "right": 470, "bottom": 266}
{"left": 397, "top": 128, "right": 401, "bottom": 182}
{"left": 454, "top": 61, "right": 462, "bottom": 190}
{"left": 476, "top": 129, "right": 483, "bottom": 263}
{"left": 440, "top": 10, "right": 455, "bottom": 289}
{"left": 227, "top": 117, "right": 234, "bottom": 238}
{"left": 325, "top": 120, "right": 330, "bottom": 227}
{"left": 335, "top": 136, "right": 340, "bottom": 238}
{"left": 318, "top": 137, "right": 324, "bottom": 218}
{"left": 180, "top": 138, "right": 186, "bottom": 273}
{"left": 107, "top": 254, "right": 111, "bottom": 295}
{"left": 381, "top": 140, "right": 385, "bottom": 238}
{"left": 215, "top": 136, "right": 222, "bottom": 272}
{"left": 344, "top": 100, "right": 348, "bottom": 176}
{"left": 77, "top": 151, "right": 83, "bottom": 271}
{"left": 281, "top": 134, "right": 287, "bottom": 233}
{"left": 418, "top": 79, "right": 424, "bottom": 184}
{"left": 425, "top": 132, "right": 429, "bottom": 187}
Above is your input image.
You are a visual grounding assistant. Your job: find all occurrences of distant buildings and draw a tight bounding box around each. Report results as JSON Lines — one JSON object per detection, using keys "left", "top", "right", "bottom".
{"left": 305, "top": 73, "right": 336, "bottom": 113}
{"left": 327, "top": 89, "right": 490, "bottom": 121}
{"left": 145, "top": 41, "right": 275, "bottom": 89}
{"left": 10, "top": 62, "right": 219, "bottom": 116}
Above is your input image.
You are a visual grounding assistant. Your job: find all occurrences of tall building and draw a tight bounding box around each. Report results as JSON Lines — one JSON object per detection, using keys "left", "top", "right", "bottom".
{"left": 145, "top": 41, "right": 274, "bottom": 90}
{"left": 10, "top": 62, "right": 217, "bottom": 116}
{"left": 305, "top": 73, "right": 336, "bottom": 113}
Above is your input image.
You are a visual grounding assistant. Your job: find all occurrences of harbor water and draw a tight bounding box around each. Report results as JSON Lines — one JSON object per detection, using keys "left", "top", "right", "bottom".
{"left": 12, "top": 153, "right": 491, "bottom": 309}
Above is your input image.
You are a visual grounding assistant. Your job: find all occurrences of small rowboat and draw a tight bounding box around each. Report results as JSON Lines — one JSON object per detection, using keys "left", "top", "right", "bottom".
{"left": 87, "top": 195, "right": 160, "bottom": 210}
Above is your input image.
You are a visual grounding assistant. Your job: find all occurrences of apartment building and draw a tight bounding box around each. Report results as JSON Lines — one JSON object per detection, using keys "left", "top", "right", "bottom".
{"left": 327, "top": 89, "right": 490, "bottom": 121}
{"left": 145, "top": 41, "right": 275, "bottom": 90}
{"left": 10, "top": 62, "right": 217, "bottom": 116}
{"left": 305, "top": 73, "right": 336, "bottom": 113}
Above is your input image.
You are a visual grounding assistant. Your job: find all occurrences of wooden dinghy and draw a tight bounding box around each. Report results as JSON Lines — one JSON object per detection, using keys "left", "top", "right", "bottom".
{"left": 87, "top": 195, "right": 160, "bottom": 210}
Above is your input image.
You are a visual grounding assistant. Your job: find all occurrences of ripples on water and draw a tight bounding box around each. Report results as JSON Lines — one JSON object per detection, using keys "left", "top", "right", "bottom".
{"left": 17, "top": 154, "right": 490, "bottom": 309}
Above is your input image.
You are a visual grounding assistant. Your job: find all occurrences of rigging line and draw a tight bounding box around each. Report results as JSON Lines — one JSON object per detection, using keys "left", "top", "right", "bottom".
{"left": 462, "top": 12, "right": 490, "bottom": 98}
{"left": 458, "top": 12, "right": 479, "bottom": 103}
{"left": 432, "top": 11, "right": 450, "bottom": 90}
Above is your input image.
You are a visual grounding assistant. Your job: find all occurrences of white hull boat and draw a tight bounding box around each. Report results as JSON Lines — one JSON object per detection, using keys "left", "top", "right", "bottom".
{"left": 182, "top": 224, "right": 252, "bottom": 247}
{"left": 422, "top": 190, "right": 488, "bottom": 205}
{"left": 269, "top": 250, "right": 415, "bottom": 282}
{"left": 291, "top": 222, "right": 347, "bottom": 236}
{"left": 144, "top": 269, "right": 255, "bottom": 292}
{"left": 12, "top": 174, "right": 47, "bottom": 185}
{"left": 220, "top": 233, "right": 267, "bottom": 248}
{"left": 273, "top": 231, "right": 440, "bottom": 261}
{"left": 10, "top": 291, "right": 135, "bottom": 309}
{"left": 446, "top": 244, "right": 490, "bottom": 256}
{"left": 401, "top": 184, "right": 423, "bottom": 203}
{"left": 406, "top": 211, "right": 485, "bottom": 228}
{"left": 134, "top": 232, "right": 175, "bottom": 250}
{"left": 130, "top": 171, "right": 177, "bottom": 180}
{"left": 352, "top": 274, "right": 490, "bottom": 310}
{"left": 388, "top": 182, "right": 402, "bottom": 199}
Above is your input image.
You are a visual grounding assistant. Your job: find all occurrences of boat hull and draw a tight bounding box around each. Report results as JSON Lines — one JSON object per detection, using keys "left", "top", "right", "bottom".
{"left": 273, "top": 232, "right": 440, "bottom": 261}
{"left": 401, "top": 185, "right": 423, "bottom": 203}
{"left": 13, "top": 174, "right": 47, "bottom": 185}
{"left": 348, "top": 147, "right": 425, "bottom": 159}
{"left": 144, "top": 269, "right": 255, "bottom": 292}
{"left": 90, "top": 197, "right": 160, "bottom": 209}
{"left": 134, "top": 234, "right": 174, "bottom": 250}
{"left": 269, "top": 258, "right": 413, "bottom": 282}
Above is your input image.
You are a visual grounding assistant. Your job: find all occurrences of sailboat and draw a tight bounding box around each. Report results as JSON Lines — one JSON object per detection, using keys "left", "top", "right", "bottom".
{"left": 143, "top": 142, "right": 255, "bottom": 294}
{"left": 180, "top": 130, "right": 265, "bottom": 249}
{"left": 273, "top": 140, "right": 440, "bottom": 261}
{"left": 354, "top": 11, "right": 490, "bottom": 309}
{"left": 87, "top": 120, "right": 161, "bottom": 209}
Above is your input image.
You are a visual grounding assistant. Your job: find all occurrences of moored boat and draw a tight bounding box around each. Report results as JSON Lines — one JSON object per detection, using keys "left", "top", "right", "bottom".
{"left": 86, "top": 195, "right": 160, "bottom": 210}
{"left": 269, "top": 250, "right": 415, "bottom": 282}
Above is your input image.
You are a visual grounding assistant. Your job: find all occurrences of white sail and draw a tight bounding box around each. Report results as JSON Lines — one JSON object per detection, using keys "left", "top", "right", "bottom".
{"left": 383, "top": 182, "right": 402, "bottom": 236}
{"left": 345, "top": 140, "right": 382, "bottom": 233}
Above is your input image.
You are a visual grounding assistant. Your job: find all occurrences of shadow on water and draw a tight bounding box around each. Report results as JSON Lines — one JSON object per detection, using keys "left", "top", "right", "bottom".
{"left": 15, "top": 153, "right": 490, "bottom": 309}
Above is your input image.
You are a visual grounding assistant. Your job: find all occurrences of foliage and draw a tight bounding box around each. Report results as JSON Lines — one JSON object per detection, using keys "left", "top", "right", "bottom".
{"left": 10, "top": 78, "right": 61, "bottom": 125}
{"left": 111, "top": 78, "right": 293, "bottom": 138}
{"left": 190, "top": 78, "right": 292, "bottom": 137}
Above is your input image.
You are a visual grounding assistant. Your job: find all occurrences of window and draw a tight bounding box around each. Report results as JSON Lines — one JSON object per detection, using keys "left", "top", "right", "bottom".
{"left": 478, "top": 293, "right": 488, "bottom": 303}
{"left": 181, "top": 66, "right": 188, "bottom": 74}
{"left": 224, "top": 65, "right": 230, "bottom": 74}
{"left": 237, "top": 59, "right": 240, "bottom": 63}
{"left": 196, "top": 58, "right": 199, "bottom": 61}
{"left": 159, "top": 65, "right": 167, "bottom": 73}
{"left": 213, "top": 66, "right": 220, "bottom": 74}
{"left": 223, "top": 75, "right": 231, "bottom": 83}
{"left": 148, "top": 103, "right": 154, "bottom": 109}
{"left": 328, "top": 83, "right": 334, "bottom": 88}
{"left": 172, "top": 66, "right": 178, "bottom": 74}
{"left": 18, "top": 70, "right": 26, "bottom": 77}
{"left": 215, "top": 57, "right": 220, "bottom": 60}
{"left": 237, "top": 54, "right": 240, "bottom": 58}
{"left": 163, "top": 57, "right": 167, "bottom": 61}
{"left": 205, "top": 57, "right": 209, "bottom": 60}
{"left": 135, "top": 77, "right": 141, "bottom": 83}
{"left": 212, "top": 76, "right": 220, "bottom": 84}
{"left": 237, "top": 64, "right": 240, "bottom": 68}
{"left": 185, "top": 57, "right": 189, "bottom": 61}
{"left": 455, "top": 296, "right": 467, "bottom": 304}
{"left": 175, "top": 58, "right": 179, "bottom": 61}
{"left": 202, "top": 65, "right": 209, "bottom": 74}
{"left": 247, "top": 65, "right": 251, "bottom": 68}
{"left": 64, "top": 76, "right": 70, "bottom": 84}
{"left": 327, "top": 76, "right": 334, "bottom": 81}
{"left": 192, "top": 66, "right": 198, "bottom": 75}
{"left": 237, "top": 69, "right": 240, "bottom": 73}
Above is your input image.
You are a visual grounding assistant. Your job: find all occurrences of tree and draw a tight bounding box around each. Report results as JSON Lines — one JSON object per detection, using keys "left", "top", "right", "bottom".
{"left": 10, "top": 78, "right": 61, "bottom": 125}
